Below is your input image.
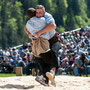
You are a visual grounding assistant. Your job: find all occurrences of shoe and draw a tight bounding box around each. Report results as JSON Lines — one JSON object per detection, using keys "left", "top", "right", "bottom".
{"left": 51, "top": 80, "right": 56, "bottom": 87}
{"left": 46, "top": 70, "right": 55, "bottom": 82}
{"left": 35, "top": 75, "right": 48, "bottom": 86}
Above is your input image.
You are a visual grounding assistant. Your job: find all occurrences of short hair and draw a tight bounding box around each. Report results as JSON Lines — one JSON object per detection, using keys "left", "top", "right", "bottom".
{"left": 36, "top": 5, "right": 45, "bottom": 11}
{"left": 26, "top": 8, "right": 36, "bottom": 18}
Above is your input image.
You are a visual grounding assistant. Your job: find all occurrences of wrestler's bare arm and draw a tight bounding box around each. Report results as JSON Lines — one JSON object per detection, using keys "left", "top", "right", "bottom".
{"left": 25, "top": 27, "right": 32, "bottom": 39}
{"left": 33, "top": 23, "right": 56, "bottom": 38}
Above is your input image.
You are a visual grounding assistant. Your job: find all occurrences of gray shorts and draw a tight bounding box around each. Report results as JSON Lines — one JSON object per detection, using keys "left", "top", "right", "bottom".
{"left": 51, "top": 41, "right": 61, "bottom": 57}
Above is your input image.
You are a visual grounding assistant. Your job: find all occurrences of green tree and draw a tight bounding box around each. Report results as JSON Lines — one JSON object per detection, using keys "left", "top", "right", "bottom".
{"left": 54, "top": 0, "right": 67, "bottom": 27}
{"left": 0, "top": 0, "right": 89, "bottom": 49}
{"left": 0, "top": 0, "right": 8, "bottom": 49}
{"left": 72, "top": 0, "right": 87, "bottom": 18}
{"left": 75, "top": 16, "right": 87, "bottom": 27}
{"left": 0, "top": 2, "right": 2, "bottom": 48}
{"left": 20, "top": 0, "right": 38, "bottom": 14}
{"left": 11, "top": 1, "right": 25, "bottom": 45}
{"left": 6, "top": 18, "right": 18, "bottom": 47}
{"left": 0, "top": 0, "right": 29, "bottom": 49}
{"left": 66, "top": 0, "right": 88, "bottom": 30}
{"left": 86, "top": 0, "right": 90, "bottom": 18}
{"left": 65, "top": 12, "right": 77, "bottom": 31}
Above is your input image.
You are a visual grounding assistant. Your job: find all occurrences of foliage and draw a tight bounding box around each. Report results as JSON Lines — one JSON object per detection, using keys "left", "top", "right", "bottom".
{"left": 88, "top": 19, "right": 90, "bottom": 26}
{"left": 0, "top": 0, "right": 89, "bottom": 49}
{"left": 86, "top": 0, "right": 90, "bottom": 18}
{"left": 75, "top": 16, "right": 88, "bottom": 27}
{"left": 56, "top": 26, "right": 65, "bottom": 33}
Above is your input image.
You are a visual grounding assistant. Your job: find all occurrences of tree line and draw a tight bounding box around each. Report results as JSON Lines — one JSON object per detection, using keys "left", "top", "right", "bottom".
{"left": 0, "top": 0, "right": 90, "bottom": 49}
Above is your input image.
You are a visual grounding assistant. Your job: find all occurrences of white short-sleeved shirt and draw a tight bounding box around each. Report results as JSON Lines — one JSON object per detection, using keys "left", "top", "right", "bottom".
{"left": 26, "top": 12, "right": 56, "bottom": 40}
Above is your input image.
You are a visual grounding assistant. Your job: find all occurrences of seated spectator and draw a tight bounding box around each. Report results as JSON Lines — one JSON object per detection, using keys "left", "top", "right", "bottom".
{"left": 0, "top": 57, "right": 4, "bottom": 71}
{"left": 18, "top": 57, "right": 27, "bottom": 67}
{"left": 1, "top": 57, "right": 14, "bottom": 73}
{"left": 3, "top": 49, "right": 10, "bottom": 61}
{"left": 61, "top": 57, "right": 70, "bottom": 74}
{"left": 74, "top": 53, "right": 89, "bottom": 76}
{"left": 17, "top": 57, "right": 28, "bottom": 74}
{"left": 18, "top": 47, "right": 26, "bottom": 58}
{"left": 22, "top": 42, "right": 28, "bottom": 50}
{"left": 12, "top": 47, "right": 18, "bottom": 56}
{"left": 74, "top": 46, "right": 82, "bottom": 56}
{"left": 0, "top": 49, "right": 3, "bottom": 58}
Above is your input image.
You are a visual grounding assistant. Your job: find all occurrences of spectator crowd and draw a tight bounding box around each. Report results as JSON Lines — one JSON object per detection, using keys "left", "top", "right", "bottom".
{"left": 0, "top": 27, "right": 90, "bottom": 76}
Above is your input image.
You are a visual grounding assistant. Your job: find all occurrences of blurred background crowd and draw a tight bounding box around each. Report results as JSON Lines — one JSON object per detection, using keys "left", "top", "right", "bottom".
{"left": 0, "top": 27, "right": 90, "bottom": 76}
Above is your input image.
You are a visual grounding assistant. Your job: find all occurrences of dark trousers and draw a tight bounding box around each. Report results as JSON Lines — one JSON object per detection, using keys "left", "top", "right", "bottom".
{"left": 40, "top": 50, "right": 58, "bottom": 69}
{"left": 36, "top": 50, "right": 58, "bottom": 84}
{"left": 36, "top": 57, "right": 51, "bottom": 84}
{"left": 78, "top": 65, "right": 88, "bottom": 77}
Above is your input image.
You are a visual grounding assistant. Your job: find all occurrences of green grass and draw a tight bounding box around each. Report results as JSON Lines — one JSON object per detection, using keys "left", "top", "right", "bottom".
{"left": 0, "top": 73, "right": 27, "bottom": 77}
{"left": 0, "top": 73, "right": 90, "bottom": 77}
{"left": 0, "top": 73, "right": 16, "bottom": 77}
{"left": 82, "top": 74, "right": 90, "bottom": 77}
{"left": 69, "top": 74, "right": 90, "bottom": 77}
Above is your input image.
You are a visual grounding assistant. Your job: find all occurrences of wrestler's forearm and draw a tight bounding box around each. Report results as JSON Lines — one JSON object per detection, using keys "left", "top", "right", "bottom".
{"left": 33, "top": 23, "right": 56, "bottom": 38}
{"left": 25, "top": 27, "right": 29, "bottom": 34}
{"left": 39, "top": 23, "right": 56, "bottom": 35}
{"left": 24, "top": 27, "right": 32, "bottom": 39}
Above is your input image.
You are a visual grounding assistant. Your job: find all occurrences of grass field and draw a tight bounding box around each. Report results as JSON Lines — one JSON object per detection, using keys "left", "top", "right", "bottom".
{"left": 0, "top": 73, "right": 27, "bottom": 77}
{"left": 0, "top": 73, "right": 90, "bottom": 77}
{"left": 0, "top": 73, "right": 16, "bottom": 77}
